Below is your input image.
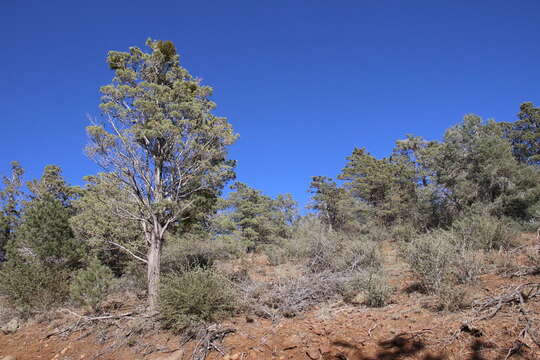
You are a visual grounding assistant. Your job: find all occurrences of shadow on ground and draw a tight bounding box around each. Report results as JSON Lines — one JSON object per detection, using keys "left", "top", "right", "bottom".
{"left": 323, "top": 334, "right": 508, "bottom": 360}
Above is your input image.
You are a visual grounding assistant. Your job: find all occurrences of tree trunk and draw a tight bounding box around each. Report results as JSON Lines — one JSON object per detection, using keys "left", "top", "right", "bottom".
{"left": 147, "top": 230, "right": 163, "bottom": 313}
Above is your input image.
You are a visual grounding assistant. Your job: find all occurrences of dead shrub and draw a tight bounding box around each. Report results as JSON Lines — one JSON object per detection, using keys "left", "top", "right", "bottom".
{"left": 239, "top": 271, "right": 343, "bottom": 319}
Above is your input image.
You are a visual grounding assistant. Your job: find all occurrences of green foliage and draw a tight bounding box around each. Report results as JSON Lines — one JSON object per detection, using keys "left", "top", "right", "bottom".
{"left": 339, "top": 148, "right": 418, "bottom": 225}
{"left": 0, "top": 166, "right": 84, "bottom": 314}
{"left": 4, "top": 166, "right": 82, "bottom": 267}
{"left": 70, "top": 174, "right": 145, "bottom": 275}
{"left": 159, "top": 268, "right": 236, "bottom": 333}
{"left": 0, "top": 162, "right": 24, "bottom": 261}
{"left": 424, "top": 115, "right": 540, "bottom": 220}
{"left": 70, "top": 258, "right": 114, "bottom": 310}
{"left": 213, "top": 182, "right": 297, "bottom": 249}
{"left": 8, "top": 194, "right": 84, "bottom": 269}
{"left": 87, "top": 39, "right": 238, "bottom": 309}
{"left": 308, "top": 176, "right": 365, "bottom": 232}
{"left": 317, "top": 111, "right": 540, "bottom": 234}
{"left": 505, "top": 102, "right": 540, "bottom": 165}
{"left": 26, "top": 165, "right": 80, "bottom": 206}
{"left": 0, "top": 260, "right": 69, "bottom": 314}
{"left": 89, "top": 38, "right": 238, "bottom": 228}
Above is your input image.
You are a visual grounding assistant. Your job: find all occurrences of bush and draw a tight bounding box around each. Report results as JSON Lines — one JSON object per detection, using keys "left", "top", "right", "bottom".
{"left": 0, "top": 260, "right": 69, "bottom": 315}
{"left": 261, "top": 244, "right": 288, "bottom": 265}
{"left": 240, "top": 271, "right": 343, "bottom": 319}
{"left": 404, "top": 230, "right": 480, "bottom": 311}
{"left": 390, "top": 223, "right": 417, "bottom": 243}
{"left": 335, "top": 239, "right": 382, "bottom": 272}
{"left": 286, "top": 216, "right": 330, "bottom": 258}
{"left": 436, "top": 284, "right": 468, "bottom": 312}
{"left": 451, "top": 214, "right": 517, "bottom": 250}
{"left": 69, "top": 258, "right": 114, "bottom": 310}
{"left": 341, "top": 270, "right": 392, "bottom": 307}
{"left": 159, "top": 268, "right": 236, "bottom": 334}
{"left": 290, "top": 218, "right": 382, "bottom": 273}
{"left": 161, "top": 239, "right": 216, "bottom": 274}
{"left": 452, "top": 251, "right": 484, "bottom": 284}
{"left": 362, "top": 271, "right": 393, "bottom": 307}
{"left": 161, "top": 234, "right": 248, "bottom": 275}
{"left": 403, "top": 231, "right": 455, "bottom": 293}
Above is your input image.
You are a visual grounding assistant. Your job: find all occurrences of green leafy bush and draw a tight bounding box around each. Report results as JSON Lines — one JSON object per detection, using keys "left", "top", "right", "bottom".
{"left": 159, "top": 268, "right": 236, "bottom": 333}
{"left": 0, "top": 260, "right": 69, "bottom": 315}
{"left": 69, "top": 258, "right": 114, "bottom": 310}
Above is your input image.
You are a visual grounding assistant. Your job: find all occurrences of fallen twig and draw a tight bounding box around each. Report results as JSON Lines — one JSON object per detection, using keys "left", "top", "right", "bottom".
{"left": 368, "top": 323, "right": 379, "bottom": 337}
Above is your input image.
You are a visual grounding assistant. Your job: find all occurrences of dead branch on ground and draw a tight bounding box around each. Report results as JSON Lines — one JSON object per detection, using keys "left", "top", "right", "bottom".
{"left": 188, "top": 324, "right": 236, "bottom": 360}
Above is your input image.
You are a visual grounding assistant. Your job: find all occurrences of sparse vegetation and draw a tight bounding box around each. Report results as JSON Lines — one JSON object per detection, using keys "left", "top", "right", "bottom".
{"left": 1, "top": 35, "right": 540, "bottom": 360}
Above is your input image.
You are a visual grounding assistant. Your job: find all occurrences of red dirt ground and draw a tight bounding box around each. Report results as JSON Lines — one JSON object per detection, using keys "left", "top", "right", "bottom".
{"left": 1, "top": 235, "right": 539, "bottom": 360}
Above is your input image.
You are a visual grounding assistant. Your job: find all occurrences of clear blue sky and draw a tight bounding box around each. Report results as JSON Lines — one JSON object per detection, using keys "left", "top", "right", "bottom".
{"left": 1, "top": 0, "right": 539, "bottom": 208}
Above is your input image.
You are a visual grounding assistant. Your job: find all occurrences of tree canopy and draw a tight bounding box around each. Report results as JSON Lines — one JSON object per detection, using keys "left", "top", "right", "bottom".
{"left": 85, "top": 39, "right": 237, "bottom": 310}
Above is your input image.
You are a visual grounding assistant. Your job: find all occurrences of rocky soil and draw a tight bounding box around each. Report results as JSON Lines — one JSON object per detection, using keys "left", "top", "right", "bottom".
{"left": 1, "top": 235, "right": 539, "bottom": 360}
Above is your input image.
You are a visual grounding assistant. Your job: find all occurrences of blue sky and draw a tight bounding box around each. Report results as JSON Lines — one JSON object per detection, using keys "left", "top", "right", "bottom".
{"left": 1, "top": 0, "right": 539, "bottom": 208}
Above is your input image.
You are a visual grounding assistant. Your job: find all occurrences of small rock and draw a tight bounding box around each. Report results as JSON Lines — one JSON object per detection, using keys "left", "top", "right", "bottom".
{"left": 1, "top": 319, "right": 19, "bottom": 334}
{"left": 311, "top": 325, "right": 324, "bottom": 336}
{"left": 2, "top": 356, "right": 17, "bottom": 360}
{"left": 319, "top": 344, "right": 331, "bottom": 354}
{"left": 245, "top": 316, "right": 254, "bottom": 323}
